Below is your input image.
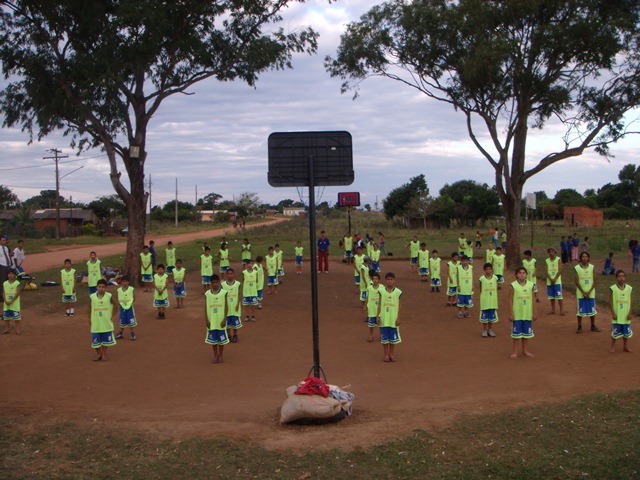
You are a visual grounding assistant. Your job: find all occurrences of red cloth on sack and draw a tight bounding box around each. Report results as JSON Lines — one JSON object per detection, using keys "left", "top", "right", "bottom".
{"left": 294, "top": 377, "right": 330, "bottom": 398}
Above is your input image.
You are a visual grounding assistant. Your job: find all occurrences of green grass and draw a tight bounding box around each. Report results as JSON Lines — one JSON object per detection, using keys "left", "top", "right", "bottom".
{"left": 2, "top": 390, "right": 639, "bottom": 479}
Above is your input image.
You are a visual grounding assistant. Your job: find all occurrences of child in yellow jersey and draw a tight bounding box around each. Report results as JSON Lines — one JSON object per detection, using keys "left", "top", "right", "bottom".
{"left": 380, "top": 272, "right": 402, "bottom": 362}
{"left": 357, "top": 257, "right": 372, "bottom": 311}
{"left": 265, "top": 247, "right": 279, "bottom": 295}
{"left": 3, "top": 269, "right": 22, "bottom": 334}
{"left": 609, "top": 269, "right": 633, "bottom": 353}
{"left": 153, "top": 264, "right": 169, "bottom": 319}
{"left": 407, "top": 236, "right": 420, "bottom": 273}
{"left": 89, "top": 279, "right": 118, "bottom": 361}
{"left": 87, "top": 251, "right": 102, "bottom": 296}
{"left": 295, "top": 241, "right": 304, "bottom": 274}
{"left": 172, "top": 259, "right": 186, "bottom": 308}
{"left": 429, "top": 250, "right": 442, "bottom": 293}
{"left": 456, "top": 255, "right": 474, "bottom": 318}
{"left": 140, "top": 245, "right": 153, "bottom": 292}
{"left": 275, "top": 244, "right": 285, "bottom": 283}
{"left": 115, "top": 276, "right": 136, "bottom": 340}
{"left": 165, "top": 241, "right": 177, "bottom": 276}
{"left": 204, "top": 275, "right": 228, "bottom": 363}
{"left": 370, "top": 243, "right": 381, "bottom": 272}
{"left": 479, "top": 263, "right": 498, "bottom": 337}
{"left": 509, "top": 267, "right": 537, "bottom": 359}
{"left": 492, "top": 246, "right": 506, "bottom": 286}
{"left": 242, "top": 260, "right": 258, "bottom": 323}
{"left": 417, "top": 243, "right": 430, "bottom": 283}
{"left": 353, "top": 246, "right": 366, "bottom": 289}
{"left": 201, "top": 246, "right": 213, "bottom": 292}
{"left": 254, "top": 255, "right": 265, "bottom": 309}
{"left": 222, "top": 268, "right": 242, "bottom": 343}
{"left": 574, "top": 251, "right": 599, "bottom": 334}
{"left": 366, "top": 271, "right": 384, "bottom": 343}
{"left": 241, "top": 238, "right": 251, "bottom": 266}
{"left": 545, "top": 247, "right": 564, "bottom": 316}
{"left": 218, "top": 243, "right": 230, "bottom": 279}
{"left": 522, "top": 250, "right": 539, "bottom": 303}
{"left": 446, "top": 252, "right": 460, "bottom": 306}
{"left": 485, "top": 243, "right": 495, "bottom": 265}
{"left": 61, "top": 258, "right": 77, "bottom": 317}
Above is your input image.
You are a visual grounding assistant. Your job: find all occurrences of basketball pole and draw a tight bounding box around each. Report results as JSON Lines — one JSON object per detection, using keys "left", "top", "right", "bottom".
{"left": 307, "top": 154, "right": 323, "bottom": 379}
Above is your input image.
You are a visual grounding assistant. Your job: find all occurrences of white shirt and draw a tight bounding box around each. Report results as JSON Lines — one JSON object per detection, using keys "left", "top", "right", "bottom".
{"left": 0, "top": 245, "right": 11, "bottom": 267}
{"left": 12, "top": 247, "right": 25, "bottom": 268}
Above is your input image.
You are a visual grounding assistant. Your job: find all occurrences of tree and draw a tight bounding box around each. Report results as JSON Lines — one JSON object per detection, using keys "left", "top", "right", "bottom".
{"left": 88, "top": 195, "right": 127, "bottom": 223}
{"left": 0, "top": 185, "right": 19, "bottom": 209}
{"left": 382, "top": 174, "right": 428, "bottom": 222}
{"left": 327, "top": 0, "right": 640, "bottom": 265}
{"left": 1, "top": 1, "right": 320, "bottom": 277}
{"left": 553, "top": 188, "right": 585, "bottom": 213}
{"left": 23, "top": 190, "right": 66, "bottom": 210}
{"left": 235, "top": 192, "right": 261, "bottom": 216}
{"left": 198, "top": 192, "right": 223, "bottom": 210}
{"left": 439, "top": 180, "right": 501, "bottom": 226}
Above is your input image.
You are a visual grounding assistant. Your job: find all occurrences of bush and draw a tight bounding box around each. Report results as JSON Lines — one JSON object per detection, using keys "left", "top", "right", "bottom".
{"left": 81, "top": 223, "right": 98, "bottom": 236}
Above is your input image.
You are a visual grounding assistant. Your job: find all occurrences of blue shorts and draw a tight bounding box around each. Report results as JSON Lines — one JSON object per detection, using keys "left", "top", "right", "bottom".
{"left": 419, "top": 267, "right": 429, "bottom": 276}
{"left": 62, "top": 294, "right": 77, "bottom": 303}
{"left": 227, "top": 316, "right": 242, "bottom": 329}
{"left": 360, "top": 290, "right": 367, "bottom": 302}
{"left": 88, "top": 286, "right": 97, "bottom": 295}
{"left": 277, "top": 269, "right": 284, "bottom": 277}
{"left": 201, "top": 275, "right": 212, "bottom": 285}
{"left": 577, "top": 298, "right": 596, "bottom": 317}
{"left": 220, "top": 265, "right": 229, "bottom": 274}
{"left": 3, "top": 310, "right": 21, "bottom": 320}
{"left": 480, "top": 309, "right": 498, "bottom": 323}
{"left": 91, "top": 331, "right": 116, "bottom": 348}
{"left": 431, "top": 278, "right": 442, "bottom": 287}
{"left": 142, "top": 274, "right": 153, "bottom": 283}
{"left": 154, "top": 298, "right": 169, "bottom": 308}
{"left": 295, "top": 256, "right": 303, "bottom": 266}
{"left": 612, "top": 323, "right": 632, "bottom": 339}
{"left": 119, "top": 307, "right": 137, "bottom": 328}
{"left": 205, "top": 329, "right": 229, "bottom": 346}
{"left": 457, "top": 294, "right": 473, "bottom": 308}
{"left": 380, "top": 326, "right": 401, "bottom": 344}
{"left": 410, "top": 257, "right": 418, "bottom": 265}
{"left": 367, "top": 316, "right": 378, "bottom": 328}
{"left": 447, "top": 286, "right": 458, "bottom": 296}
{"left": 267, "top": 276, "right": 278, "bottom": 286}
{"left": 242, "top": 296, "right": 258, "bottom": 306}
{"left": 371, "top": 261, "right": 380, "bottom": 272}
{"left": 173, "top": 282, "right": 186, "bottom": 297}
{"left": 15, "top": 266, "right": 25, "bottom": 276}
{"left": 511, "top": 320, "right": 534, "bottom": 338}
{"left": 547, "top": 284, "right": 562, "bottom": 299}
{"left": 496, "top": 275, "right": 504, "bottom": 284}
{"left": 345, "top": 250, "right": 352, "bottom": 258}
{"left": 167, "top": 266, "right": 175, "bottom": 274}
{"left": 354, "top": 275, "right": 360, "bottom": 285}
{"left": 257, "top": 289, "right": 263, "bottom": 301}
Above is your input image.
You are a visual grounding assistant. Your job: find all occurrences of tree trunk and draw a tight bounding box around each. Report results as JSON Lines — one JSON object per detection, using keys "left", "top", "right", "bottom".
{"left": 503, "top": 194, "right": 522, "bottom": 269}
{"left": 124, "top": 171, "right": 147, "bottom": 281}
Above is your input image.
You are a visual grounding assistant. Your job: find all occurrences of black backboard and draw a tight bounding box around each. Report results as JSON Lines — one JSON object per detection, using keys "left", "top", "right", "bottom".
{"left": 268, "top": 131, "right": 354, "bottom": 187}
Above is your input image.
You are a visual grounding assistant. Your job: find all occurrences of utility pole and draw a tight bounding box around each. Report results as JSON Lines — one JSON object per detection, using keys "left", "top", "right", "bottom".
{"left": 43, "top": 148, "right": 68, "bottom": 240}
{"left": 148, "top": 174, "right": 152, "bottom": 232}
{"left": 175, "top": 178, "right": 178, "bottom": 228}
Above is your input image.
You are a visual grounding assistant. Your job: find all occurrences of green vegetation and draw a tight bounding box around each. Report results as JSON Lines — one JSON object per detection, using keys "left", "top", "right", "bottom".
{"left": 2, "top": 390, "right": 639, "bottom": 479}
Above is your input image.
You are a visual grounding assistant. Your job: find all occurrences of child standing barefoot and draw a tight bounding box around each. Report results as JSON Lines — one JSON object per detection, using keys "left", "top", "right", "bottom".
{"left": 222, "top": 267, "right": 242, "bottom": 342}
{"left": 545, "top": 247, "right": 564, "bottom": 315}
{"left": 295, "top": 241, "right": 304, "bottom": 274}
{"left": 574, "top": 251, "right": 599, "bottom": 333}
{"left": 509, "top": 267, "right": 537, "bottom": 359}
{"left": 60, "top": 258, "right": 77, "bottom": 317}
{"left": 89, "top": 279, "right": 117, "bottom": 361}
{"left": 153, "top": 264, "right": 169, "bottom": 319}
{"left": 204, "top": 275, "right": 228, "bottom": 363}
{"left": 609, "top": 270, "right": 633, "bottom": 353}
{"left": 140, "top": 245, "right": 153, "bottom": 293}
{"left": 379, "top": 272, "right": 402, "bottom": 362}
{"left": 172, "top": 259, "right": 186, "bottom": 309}
{"left": 366, "top": 271, "right": 383, "bottom": 342}
{"left": 446, "top": 252, "right": 460, "bottom": 306}
{"left": 3, "top": 269, "right": 22, "bottom": 334}
{"left": 479, "top": 263, "right": 498, "bottom": 337}
{"left": 115, "top": 275, "right": 137, "bottom": 341}
{"left": 456, "top": 255, "right": 474, "bottom": 318}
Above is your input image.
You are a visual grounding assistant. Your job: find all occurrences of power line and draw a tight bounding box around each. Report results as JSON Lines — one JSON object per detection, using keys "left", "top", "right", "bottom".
{"left": 0, "top": 153, "right": 106, "bottom": 171}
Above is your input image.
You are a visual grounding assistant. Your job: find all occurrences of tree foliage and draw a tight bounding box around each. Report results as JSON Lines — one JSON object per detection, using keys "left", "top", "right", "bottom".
{"left": 327, "top": 0, "right": 640, "bottom": 263}
{"left": 0, "top": 0, "right": 321, "bottom": 275}
{"left": 439, "top": 180, "right": 501, "bottom": 226}
{"left": 382, "top": 174, "right": 428, "bottom": 220}
{"left": 88, "top": 195, "right": 127, "bottom": 223}
{"left": 0, "top": 185, "right": 19, "bottom": 209}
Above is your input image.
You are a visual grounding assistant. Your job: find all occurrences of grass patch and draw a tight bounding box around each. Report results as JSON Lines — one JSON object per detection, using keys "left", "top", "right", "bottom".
{"left": 2, "top": 390, "right": 639, "bottom": 479}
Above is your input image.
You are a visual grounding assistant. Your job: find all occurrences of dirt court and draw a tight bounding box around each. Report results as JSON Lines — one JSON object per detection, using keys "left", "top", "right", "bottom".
{"left": 2, "top": 247, "right": 640, "bottom": 451}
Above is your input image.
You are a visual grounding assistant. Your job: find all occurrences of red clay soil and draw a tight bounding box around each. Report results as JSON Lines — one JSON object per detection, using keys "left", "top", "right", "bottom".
{"left": 1, "top": 253, "right": 639, "bottom": 451}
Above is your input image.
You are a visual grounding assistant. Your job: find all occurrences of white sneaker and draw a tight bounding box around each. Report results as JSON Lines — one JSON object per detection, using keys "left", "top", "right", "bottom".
{"left": 482, "top": 330, "right": 488, "bottom": 337}
{"left": 487, "top": 329, "right": 496, "bottom": 337}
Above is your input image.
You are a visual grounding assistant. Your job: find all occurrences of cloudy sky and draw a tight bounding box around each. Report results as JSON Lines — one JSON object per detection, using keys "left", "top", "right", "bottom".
{"left": 1, "top": 0, "right": 639, "bottom": 210}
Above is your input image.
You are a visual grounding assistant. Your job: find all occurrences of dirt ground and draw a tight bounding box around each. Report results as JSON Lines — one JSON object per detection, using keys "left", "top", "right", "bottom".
{"left": 2, "top": 245, "right": 640, "bottom": 451}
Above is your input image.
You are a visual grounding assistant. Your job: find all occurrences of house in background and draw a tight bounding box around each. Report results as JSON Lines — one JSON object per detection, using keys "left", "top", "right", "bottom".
{"left": 282, "top": 206, "right": 306, "bottom": 217}
{"left": 564, "top": 206, "right": 604, "bottom": 227}
{"left": 32, "top": 209, "right": 96, "bottom": 236}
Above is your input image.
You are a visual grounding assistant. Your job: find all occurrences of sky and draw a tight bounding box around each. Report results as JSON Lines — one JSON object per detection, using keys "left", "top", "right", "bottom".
{"left": 1, "top": 0, "right": 639, "bottom": 211}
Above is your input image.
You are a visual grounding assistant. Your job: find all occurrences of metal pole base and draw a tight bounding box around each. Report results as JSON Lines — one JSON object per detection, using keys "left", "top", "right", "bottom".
{"left": 306, "top": 365, "right": 328, "bottom": 383}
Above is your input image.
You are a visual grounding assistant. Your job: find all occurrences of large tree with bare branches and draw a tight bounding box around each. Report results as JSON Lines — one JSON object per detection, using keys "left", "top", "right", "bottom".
{"left": 0, "top": 0, "right": 320, "bottom": 276}
{"left": 327, "top": 0, "right": 640, "bottom": 264}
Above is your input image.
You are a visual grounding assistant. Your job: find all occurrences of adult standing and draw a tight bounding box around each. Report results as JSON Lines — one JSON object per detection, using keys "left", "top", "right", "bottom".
{"left": 378, "top": 231, "right": 386, "bottom": 256}
{"left": 0, "top": 235, "right": 12, "bottom": 296}
{"left": 317, "top": 230, "right": 330, "bottom": 273}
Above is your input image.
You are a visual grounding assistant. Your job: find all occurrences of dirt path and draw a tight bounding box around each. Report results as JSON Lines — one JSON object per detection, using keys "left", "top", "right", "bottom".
{"left": 2, "top": 253, "right": 638, "bottom": 452}
{"left": 24, "top": 217, "right": 288, "bottom": 273}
